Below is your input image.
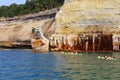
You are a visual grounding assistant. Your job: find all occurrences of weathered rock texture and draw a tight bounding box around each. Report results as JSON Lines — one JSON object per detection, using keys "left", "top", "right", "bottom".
{"left": 0, "top": 9, "right": 57, "bottom": 48}
{"left": 31, "top": 28, "right": 49, "bottom": 52}
{"left": 55, "top": 0, "right": 120, "bottom": 34}
{"left": 49, "top": 33, "right": 113, "bottom": 52}
{"left": 1, "top": 0, "right": 120, "bottom": 52}
{"left": 48, "top": 0, "right": 120, "bottom": 52}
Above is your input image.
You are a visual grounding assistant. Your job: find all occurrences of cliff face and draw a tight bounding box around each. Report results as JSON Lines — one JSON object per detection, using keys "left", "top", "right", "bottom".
{"left": 55, "top": 0, "right": 120, "bottom": 34}
{"left": 1, "top": 0, "right": 120, "bottom": 51}
{"left": 0, "top": 9, "right": 57, "bottom": 48}
{"left": 47, "top": 0, "right": 120, "bottom": 52}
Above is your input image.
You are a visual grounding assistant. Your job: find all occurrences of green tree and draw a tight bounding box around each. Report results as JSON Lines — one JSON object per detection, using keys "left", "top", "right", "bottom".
{"left": 0, "top": 0, "right": 64, "bottom": 17}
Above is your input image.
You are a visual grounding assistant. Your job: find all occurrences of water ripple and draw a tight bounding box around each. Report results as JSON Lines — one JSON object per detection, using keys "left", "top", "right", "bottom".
{"left": 0, "top": 50, "right": 120, "bottom": 80}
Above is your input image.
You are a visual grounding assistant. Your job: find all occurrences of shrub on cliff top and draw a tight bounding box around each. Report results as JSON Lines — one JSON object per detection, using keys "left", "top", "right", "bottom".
{"left": 0, "top": 0, "right": 64, "bottom": 17}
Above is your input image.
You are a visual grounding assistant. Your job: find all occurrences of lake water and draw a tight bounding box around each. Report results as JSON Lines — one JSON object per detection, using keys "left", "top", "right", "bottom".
{"left": 0, "top": 50, "right": 120, "bottom": 80}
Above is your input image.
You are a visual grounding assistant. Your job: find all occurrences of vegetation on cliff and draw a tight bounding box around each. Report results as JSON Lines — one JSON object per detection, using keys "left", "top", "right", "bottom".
{"left": 0, "top": 0, "right": 64, "bottom": 17}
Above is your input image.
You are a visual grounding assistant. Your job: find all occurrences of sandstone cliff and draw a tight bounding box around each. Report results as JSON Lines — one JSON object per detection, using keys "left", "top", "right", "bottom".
{"left": 55, "top": 0, "right": 120, "bottom": 34}
{"left": 1, "top": 0, "right": 120, "bottom": 51}
{"left": 0, "top": 9, "right": 57, "bottom": 48}
{"left": 49, "top": 0, "right": 120, "bottom": 52}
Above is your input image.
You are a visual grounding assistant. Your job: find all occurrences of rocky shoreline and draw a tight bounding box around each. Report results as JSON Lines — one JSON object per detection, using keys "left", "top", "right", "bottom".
{"left": 1, "top": 0, "right": 120, "bottom": 53}
{"left": 0, "top": 8, "right": 58, "bottom": 49}
{"left": 0, "top": 40, "right": 32, "bottom": 49}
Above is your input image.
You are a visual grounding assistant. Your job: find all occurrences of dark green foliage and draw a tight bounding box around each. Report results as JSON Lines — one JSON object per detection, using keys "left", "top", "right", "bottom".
{"left": 0, "top": 0, "right": 64, "bottom": 17}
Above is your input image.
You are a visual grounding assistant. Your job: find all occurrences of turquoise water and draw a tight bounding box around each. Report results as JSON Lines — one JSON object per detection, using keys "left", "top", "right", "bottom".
{"left": 0, "top": 50, "right": 120, "bottom": 80}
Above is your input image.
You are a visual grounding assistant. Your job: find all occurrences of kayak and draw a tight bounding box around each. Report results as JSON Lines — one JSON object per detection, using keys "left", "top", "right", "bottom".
{"left": 97, "top": 56, "right": 117, "bottom": 60}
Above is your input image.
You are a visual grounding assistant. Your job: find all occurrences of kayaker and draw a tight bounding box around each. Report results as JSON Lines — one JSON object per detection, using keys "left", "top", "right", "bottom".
{"left": 109, "top": 55, "right": 114, "bottom": 59}
{"left": 104, "top": 55, "right": 108, "bottom": 60}
{"left": 104, "top": 55, "right": 115, "bottom": 60}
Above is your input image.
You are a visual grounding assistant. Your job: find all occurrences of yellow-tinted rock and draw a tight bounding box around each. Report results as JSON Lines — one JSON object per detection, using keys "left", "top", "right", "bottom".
{"left": 55, "top": 0, "right": 120, "bottom": 34}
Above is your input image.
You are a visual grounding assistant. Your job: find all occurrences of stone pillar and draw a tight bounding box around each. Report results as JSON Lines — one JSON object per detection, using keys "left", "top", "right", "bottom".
{"left": 31, "top": 28, "right": 49, "bottom": 52}
{"left": 86, "top": 41, "right": 88, "bottom": 51}
{"left": 92, "top": 34, "right": 95, "bottom": 51}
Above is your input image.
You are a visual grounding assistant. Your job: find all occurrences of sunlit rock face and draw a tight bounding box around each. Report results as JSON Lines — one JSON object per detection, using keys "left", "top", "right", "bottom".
{"left": 55, "top": 0, "right": 120, "bottom": 34}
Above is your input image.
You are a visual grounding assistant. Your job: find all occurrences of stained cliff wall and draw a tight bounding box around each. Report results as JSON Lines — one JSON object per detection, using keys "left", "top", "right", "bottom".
{"left": 55, "top": 0, "right": 120, "bottom": 34}
{"left": 0, "top": 9, "right": 57, "bottom": 48}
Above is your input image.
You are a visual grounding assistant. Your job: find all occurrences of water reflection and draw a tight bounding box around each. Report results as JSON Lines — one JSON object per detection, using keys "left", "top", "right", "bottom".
{"left": 54, "top": 52, "right": 120, "bottom": 80}
{"left": 0, "top": 50, "right": 120, "bottom": 80}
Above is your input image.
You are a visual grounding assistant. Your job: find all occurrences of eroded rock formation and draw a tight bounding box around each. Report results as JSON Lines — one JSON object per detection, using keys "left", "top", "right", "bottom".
{"left": 49, "top": 0, "right": 120, "bottom": 52}
{"left": 0, "top": 9, "right": 57, "bottom": 49}
{"left": 49, "top": 33, "right": 113, "bottom": 52}
{"left": 55, "top": 0, "right": 120, "bottom": 34}
{"left": 31, "top": 28, "right": 49, "bottom": 52}
{"left": 1, "top": 0, "right": 120, "bottom": 52}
